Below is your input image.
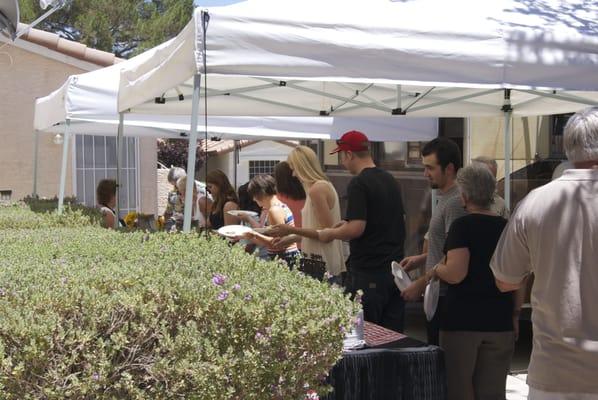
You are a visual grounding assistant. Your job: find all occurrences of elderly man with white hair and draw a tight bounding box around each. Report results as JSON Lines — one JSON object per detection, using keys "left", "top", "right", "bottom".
{"left": 491, "top": 107, "right": 598, "bottom": 400}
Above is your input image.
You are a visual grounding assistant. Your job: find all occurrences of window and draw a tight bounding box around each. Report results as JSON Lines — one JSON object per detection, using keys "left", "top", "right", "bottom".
{"left": 249, "top": 160, "right": 279, "bottom": 179}
{"left": 75, "top": 135, "right": 139, "bottom": 217}
{"left": 407, "top": 142, "right": 424, "bottom": 164}
{"left": 0, "top": 190, "right": 11, "bottom": 201}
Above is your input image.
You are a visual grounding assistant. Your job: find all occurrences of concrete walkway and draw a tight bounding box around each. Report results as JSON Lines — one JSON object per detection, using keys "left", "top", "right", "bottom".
{"left": 507, "top": 374, "right": 529, "bottom": 400}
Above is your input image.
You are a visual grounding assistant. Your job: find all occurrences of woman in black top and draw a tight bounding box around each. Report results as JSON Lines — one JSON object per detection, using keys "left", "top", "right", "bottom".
{"left": 423, "top": 163, "right": 520, "bottom": 400}
{"left": 205, "top": 169, "right": 239, "bottom": 229}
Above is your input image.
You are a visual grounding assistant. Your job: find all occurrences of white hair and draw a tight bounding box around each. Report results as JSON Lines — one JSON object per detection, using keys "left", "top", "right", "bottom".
{"left": 563, "top": 107, "right": 598, "bottom": 162}
{"left": 167, "top": 167, "right": 186, "bottom": 184}
{"left": 456, "top": 163, "right": 496, "bottom": 209}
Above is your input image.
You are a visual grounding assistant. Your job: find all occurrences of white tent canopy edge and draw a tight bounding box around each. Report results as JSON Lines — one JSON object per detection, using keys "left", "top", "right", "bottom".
{"left": 116, "top": 0, "right": 598, "bottom": 231}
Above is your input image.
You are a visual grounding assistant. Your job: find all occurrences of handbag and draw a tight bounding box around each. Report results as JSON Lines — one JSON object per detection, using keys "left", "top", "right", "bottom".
{"left": 299, "top": 254, "right": 327, "bottom": 281}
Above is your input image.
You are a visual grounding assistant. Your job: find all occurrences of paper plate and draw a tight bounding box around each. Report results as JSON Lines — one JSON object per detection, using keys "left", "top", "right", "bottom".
{"left": 391, "top": 261, "right": 412, "bottom": 291}
{"left": 424, "top": 279, "right": 440, "bottom": 321}
{"left": 227, "top": 210, "right": 258, "bottom": 217}
{"left": 217, "top": 225, "right": 253, "bottom": 238}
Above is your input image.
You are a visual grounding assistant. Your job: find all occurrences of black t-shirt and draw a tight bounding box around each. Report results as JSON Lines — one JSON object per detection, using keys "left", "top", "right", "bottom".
{"left": 345, "top": 167, "right": 406, "bottom": 271}
{"left": 441, "top": 214, "right": 512, "bottom": 332}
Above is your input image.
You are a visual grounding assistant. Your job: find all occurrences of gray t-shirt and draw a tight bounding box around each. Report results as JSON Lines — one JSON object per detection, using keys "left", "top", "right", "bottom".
{"left": 426, "top": 185, "right": 468, "bottom": 294}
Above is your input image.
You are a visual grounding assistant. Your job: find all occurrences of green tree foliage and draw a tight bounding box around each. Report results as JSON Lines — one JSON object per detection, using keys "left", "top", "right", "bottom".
{"left": 19, "top": 0, "right": 193, "bottom": 58}
{"left": 157, "top": 138, "right": 206, "bottom": 172}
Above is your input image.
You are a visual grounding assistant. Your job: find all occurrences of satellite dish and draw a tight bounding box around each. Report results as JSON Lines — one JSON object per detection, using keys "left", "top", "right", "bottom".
{"left": 0, "top": 0, "right": 20, "bottom": 41}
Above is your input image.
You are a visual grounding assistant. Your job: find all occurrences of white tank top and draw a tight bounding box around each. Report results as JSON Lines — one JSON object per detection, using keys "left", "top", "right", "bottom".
{"left": 301, "top": 180, "right": 347, "bottom": 276}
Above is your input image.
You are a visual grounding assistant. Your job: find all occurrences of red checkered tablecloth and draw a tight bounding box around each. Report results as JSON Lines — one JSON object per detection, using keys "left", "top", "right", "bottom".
{"left": 364, "top": 321, "right": 407, "bottom": 347}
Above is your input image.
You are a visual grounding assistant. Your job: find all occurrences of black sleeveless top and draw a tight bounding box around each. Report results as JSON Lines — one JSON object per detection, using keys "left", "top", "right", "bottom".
{"left": 209, "top": 211, "right": 225, "bottom": 230}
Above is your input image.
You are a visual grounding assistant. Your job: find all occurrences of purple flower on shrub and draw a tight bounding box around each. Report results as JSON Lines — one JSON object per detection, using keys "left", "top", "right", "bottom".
{"left": 92, "top": 372, "right": 100, "bottom": 381}
{"left": 212, "top": 274, "right": 227, "bottom": 286}
{"left": 217, "top": 291, "right": 229, "bottom": 301}
{"left": 244, "top": 294, "right": 252, "bottom": 302}
{"left": 0, "top": 288, "right": 5, "bottom": 297}
{"left": 232, "top": 284, "right": 241, "bottom": 291}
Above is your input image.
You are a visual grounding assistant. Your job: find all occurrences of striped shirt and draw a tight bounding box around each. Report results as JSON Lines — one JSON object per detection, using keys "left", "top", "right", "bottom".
{"left": 265, "top": 202, "right": 299, "bottom": 255}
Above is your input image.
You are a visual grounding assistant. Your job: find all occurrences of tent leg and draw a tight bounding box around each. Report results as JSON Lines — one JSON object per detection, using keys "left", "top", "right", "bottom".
{"left": 234, "top": 140, "right": 239, "bottom": 188}
{"left": 396, "top": 85, "right": 402, "bottom": 110}
{"left": 57, "top": 120, "right": 71, "bottom": 214}
{"left": 504, "top": 110, "right": 512, "bottom": 210}
{"left": 183, "top": 74, "right": 202, "bottom": 233}
{"left": 33, "top": 130, "right": 39, "bottom": 197}
{"left": 116, "top": 112, "right": 124, "bottom": 229}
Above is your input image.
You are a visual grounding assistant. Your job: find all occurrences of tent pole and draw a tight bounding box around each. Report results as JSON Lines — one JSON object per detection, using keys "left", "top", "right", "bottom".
{"left": 33, "top": 130, "right": 40, "bottom": 197}
{"left": 396, "top": 85, "right": 402, "bottom": 110}
{"left": 57, "top": 119, "right": 71, "bottom": 215}
{"left": 183, "top": 74, "right": 202, "bottom": 233}
{"left": 502, "top": 90, "right": 513, "bottom": 210}
{"left": 234, "top": 140, "right": 239, "bottom": 189}
{"left": 116, "top": 112, "right": 124, "bottom": 229}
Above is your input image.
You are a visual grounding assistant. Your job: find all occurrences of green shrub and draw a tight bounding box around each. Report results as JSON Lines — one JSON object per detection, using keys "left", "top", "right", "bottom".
{"left": 0, "top": 200, "right": 101, "bottom": 230}
{"left": 0, "top": 226, "right": 356, "bottom": 399}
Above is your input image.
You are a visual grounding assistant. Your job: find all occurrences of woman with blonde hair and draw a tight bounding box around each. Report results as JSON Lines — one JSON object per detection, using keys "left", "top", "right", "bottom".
{"left": 176, "top": 176, "right": 212, "bottom": 228}
{"left": 270, "top": 145, "right": 346, "bottom": 282}
{"left": 205, "top": 169, "right": 239, "bottom": 229}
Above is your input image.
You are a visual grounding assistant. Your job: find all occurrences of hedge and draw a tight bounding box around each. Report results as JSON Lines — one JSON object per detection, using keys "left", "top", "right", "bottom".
{"left": 0, "top": 205, "right": 356, "bottom": 399}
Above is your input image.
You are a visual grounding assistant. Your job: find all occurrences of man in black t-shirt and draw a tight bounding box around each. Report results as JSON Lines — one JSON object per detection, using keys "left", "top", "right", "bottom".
{"left": 319, "top": 130, "right": 406, "bottom": 332}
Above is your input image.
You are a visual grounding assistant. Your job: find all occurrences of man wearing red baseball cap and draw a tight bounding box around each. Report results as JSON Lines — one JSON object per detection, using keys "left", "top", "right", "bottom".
{"left": 320, "top": 130, "right": 406, "bottom": 332}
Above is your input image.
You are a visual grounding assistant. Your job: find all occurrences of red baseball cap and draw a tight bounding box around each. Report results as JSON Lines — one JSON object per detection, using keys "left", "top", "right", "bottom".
{"left": 330, "top": 130, "right": 370, "bottom": 154}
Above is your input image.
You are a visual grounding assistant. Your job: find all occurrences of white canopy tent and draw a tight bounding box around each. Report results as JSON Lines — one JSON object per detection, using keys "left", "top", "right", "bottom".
{"left": 113, "top": 0, "right": 598, "bottom": 231}
{"left": 33, "top": 33, "right": 438, "bottom": 222}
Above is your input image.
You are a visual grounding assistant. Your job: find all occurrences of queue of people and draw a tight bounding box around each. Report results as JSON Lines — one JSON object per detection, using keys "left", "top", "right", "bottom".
{"left": 95, "top": 106, "right": 598, "bottom": 400}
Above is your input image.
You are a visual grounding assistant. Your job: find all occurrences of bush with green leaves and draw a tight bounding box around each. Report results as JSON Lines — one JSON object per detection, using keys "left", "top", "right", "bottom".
{"left": 0, "top": 211, "right": 356, "bottom": 399}
{"left": 0, "top": 199, "right": 102, "bottom": 230}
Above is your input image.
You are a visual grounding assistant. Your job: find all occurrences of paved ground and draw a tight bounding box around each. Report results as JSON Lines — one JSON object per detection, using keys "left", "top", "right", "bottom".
{"left": 403, "top": 303, "right": 532, "bottom": 399}
{"left": 507, "top": 374, "right": 529, "bottom": 400}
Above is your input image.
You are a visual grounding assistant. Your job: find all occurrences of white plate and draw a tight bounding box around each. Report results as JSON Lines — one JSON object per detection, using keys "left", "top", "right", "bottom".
{"left": 424, "top": 279, "right": 440, "bottom": 322}
{"left": 217, "top": 225, "right": 253, "bottom": 238}
{"left": 227, "top": 210, "right": 258, "bottom": 217}
{"left": 391, "top": 261, "right": 412, "bottom": 291}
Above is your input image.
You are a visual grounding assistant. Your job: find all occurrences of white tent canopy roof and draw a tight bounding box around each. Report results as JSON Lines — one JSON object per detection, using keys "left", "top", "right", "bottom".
{"left": 117, "top": 0, "right": 598, "bottom": 117}
{"left": 34, "top": 28, "right": 438, "bottom": 142}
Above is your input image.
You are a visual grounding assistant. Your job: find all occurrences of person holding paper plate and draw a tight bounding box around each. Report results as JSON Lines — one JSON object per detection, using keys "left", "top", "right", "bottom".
{"left": 238, "top": 174, "right": 300, "bottom": 268}
{"left": 268, "top": 145, "right": 346, "bottom": 284}
{"left": 423, "top": 163, "right": 522, "bottom": 400}
{"left": 205, "top": 169, "right": 240, "bottom": 229}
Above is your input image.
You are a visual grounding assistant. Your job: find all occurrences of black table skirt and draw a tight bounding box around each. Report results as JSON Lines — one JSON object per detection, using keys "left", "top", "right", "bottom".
{"left": 324, "top": 346, "right": 447, "bottom": 400}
